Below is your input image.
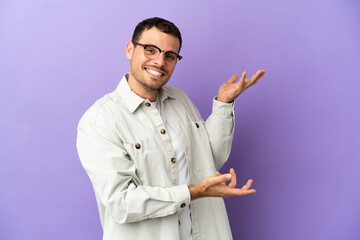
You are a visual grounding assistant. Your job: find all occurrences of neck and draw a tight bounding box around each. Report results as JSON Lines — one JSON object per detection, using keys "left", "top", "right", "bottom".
{"left": 127, "top": 75, "right": 158, "bottom": 102}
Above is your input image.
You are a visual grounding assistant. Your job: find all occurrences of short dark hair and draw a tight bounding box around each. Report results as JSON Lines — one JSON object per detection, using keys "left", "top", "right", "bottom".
{"left": 132, "top": 17, "right": 182, "bottom": 52}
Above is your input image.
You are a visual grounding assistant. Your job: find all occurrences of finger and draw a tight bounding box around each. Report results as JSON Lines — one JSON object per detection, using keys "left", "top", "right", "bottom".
{"left": 228, "top": 168, "right": 237, "bottom": 188}
{"left": 207, "top": 173, "right": 232, "bottom": 187}
{"left": 226, "top": 74, "right": 239, "bottom": 84}
{"left": 246, "top": 72, "right": 261, "bottom": 86}
{"left": 252, "top": 69, "right": 266, "bottom": 85}
{"left": 216, "top": 171, "right": 227, "bottom": 185}
{"left": 242, "top": 189, "right": 257, "bottom": 195}
{"left": 246, "top": 69, "right": 265, "bottom": 87}
{"left": 238, "top": 71, "right": 247, "bottom": 86}
{"left": 241, "top": 179, "right": 254, "bottom": 190}
{"left": 225, "top": 187, "right": 257, "bottom": 197}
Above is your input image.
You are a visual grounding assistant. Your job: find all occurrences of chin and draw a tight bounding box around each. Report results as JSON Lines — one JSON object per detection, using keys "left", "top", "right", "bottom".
{"left": 145, "top": 76, "right": 170, "bottom": 89}
{"left": 144, "top": 80, "right": 167, "bottom": 91}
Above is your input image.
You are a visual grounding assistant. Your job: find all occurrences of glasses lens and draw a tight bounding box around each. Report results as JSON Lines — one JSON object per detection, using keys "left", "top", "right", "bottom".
{"left": 144, "top": 46, "right": 159, "bottom": 58}
{"left": 142, "top": 44, "right": 178, "bottom": 65}
{"left": 165, "top": 53, "right": 177, "bottom": 63}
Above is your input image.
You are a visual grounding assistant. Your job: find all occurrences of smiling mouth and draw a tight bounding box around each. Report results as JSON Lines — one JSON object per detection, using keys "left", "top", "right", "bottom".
{"left": 145, "top": 67, "right": 165, "bottom": 77}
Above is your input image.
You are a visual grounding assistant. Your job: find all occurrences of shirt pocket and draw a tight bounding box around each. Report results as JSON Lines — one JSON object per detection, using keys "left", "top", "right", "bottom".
{"left": 187, "top": 120, "right": 215, "bottom": 171}
{"left": 123, "top": 137, "right": 164, "bottom": 186}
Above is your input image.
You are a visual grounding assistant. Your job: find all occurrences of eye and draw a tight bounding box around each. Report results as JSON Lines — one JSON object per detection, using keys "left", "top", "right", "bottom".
{"left": 165, "top": 53, "right": 177, "bottom": 61}
{"left": 144, "top": 46, "right": 157, "bottom": 55}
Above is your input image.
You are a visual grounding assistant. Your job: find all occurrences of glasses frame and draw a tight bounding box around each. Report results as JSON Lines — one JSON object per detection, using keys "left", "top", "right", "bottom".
{"left": 132, "top": 41, "right": 183, "bottom": 63}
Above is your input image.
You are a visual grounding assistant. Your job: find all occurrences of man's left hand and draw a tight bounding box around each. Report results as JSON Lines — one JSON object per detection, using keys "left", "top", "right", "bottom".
{"left": 217, "top": 69, "right": 266, "bottom": 103}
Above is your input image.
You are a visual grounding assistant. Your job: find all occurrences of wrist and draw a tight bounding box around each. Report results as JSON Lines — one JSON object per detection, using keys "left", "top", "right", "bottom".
{"left": 188, "top": 184, "right": 202, "bottom": 200}
{"left": 216, "top": 96, "right": 225, "bottom": 103}
{"left": 216, "top": 95, "right": 233, "bottom": 103}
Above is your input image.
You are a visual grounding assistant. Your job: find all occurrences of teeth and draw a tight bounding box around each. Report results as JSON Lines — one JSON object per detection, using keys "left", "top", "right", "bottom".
{"left": 146, "top": 68, "right": 162, "bottom": 76}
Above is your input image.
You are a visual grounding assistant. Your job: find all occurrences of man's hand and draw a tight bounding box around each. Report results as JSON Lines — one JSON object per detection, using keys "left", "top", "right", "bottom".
{"left": 188, "top": 168, "right": 256, "bottom": 200}
{"left": 217, "top": 69, "right": 266, "bottom": 103}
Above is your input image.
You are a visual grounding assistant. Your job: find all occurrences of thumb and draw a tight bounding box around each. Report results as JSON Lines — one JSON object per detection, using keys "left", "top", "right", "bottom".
{"left": 208, "top": 174, "right": 232, "bottom": 186}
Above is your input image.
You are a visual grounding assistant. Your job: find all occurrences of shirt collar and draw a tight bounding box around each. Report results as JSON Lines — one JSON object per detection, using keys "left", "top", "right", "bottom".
{"left": 116, "top": 73, "right": 176, "bottom": 113}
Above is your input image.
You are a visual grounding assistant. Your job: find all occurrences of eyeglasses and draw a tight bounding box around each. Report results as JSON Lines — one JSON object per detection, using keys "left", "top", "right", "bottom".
{"left": 132, "top": 41, "right": 183, "bottom": 65}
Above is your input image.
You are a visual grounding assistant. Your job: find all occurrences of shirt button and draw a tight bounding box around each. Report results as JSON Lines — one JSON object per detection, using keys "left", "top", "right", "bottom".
{"left": 180, "top": 203, "right": 186, "bottom": 208}
{"left": 160, "top": 129, "right": 166, "bottom": 134}
{"left": 171, "top": 157, "right": 177, "bottom": 163}
{"left": 178, "top": 220, "right": 181, "bottom": 226}
{"left": 145, "top": 102, "right": 151, "bottom": 107}
{"left": 135, "top": 143, "right": 141, "bottom": 149}
{"left": 195, "top": 123, "right": 200, "bottom": 128}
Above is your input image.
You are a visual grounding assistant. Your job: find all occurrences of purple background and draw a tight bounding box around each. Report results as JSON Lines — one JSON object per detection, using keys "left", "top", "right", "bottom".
{"left": 1, "top": 0, "right": 359, "bottom": 239}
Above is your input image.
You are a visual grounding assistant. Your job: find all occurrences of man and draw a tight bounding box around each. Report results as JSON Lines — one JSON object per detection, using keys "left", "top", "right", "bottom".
{"left": 77, "top": 17, "right": 265, "bottom": 240}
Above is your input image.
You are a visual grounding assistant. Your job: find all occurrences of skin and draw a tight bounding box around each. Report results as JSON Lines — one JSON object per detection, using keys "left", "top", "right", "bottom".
{"left": 126, "top": 27, "right": 266, "bottom": 200}
{"left": 126, "top": 27, "right": 180, "bottom": 102}
{"left": 217, "top": 70, "right": 266, "bottom": 103}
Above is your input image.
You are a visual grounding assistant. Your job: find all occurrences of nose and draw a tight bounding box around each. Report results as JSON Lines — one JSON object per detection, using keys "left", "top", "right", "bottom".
{"left": 152, "top": 52, "right": 166, "bottom": 66}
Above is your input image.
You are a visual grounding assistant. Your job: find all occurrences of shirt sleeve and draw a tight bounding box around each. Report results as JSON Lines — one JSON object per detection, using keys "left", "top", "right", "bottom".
{"left": 76, "top": 122, "right": 191, "bottom": 224}
{"left": 204, "top": 97, "right": 235, "bottom": 170}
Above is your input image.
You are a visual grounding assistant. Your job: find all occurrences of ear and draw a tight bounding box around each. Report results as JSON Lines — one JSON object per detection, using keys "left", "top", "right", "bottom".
{"left": 125, "top": 41, "right": 134, "bottom": 60}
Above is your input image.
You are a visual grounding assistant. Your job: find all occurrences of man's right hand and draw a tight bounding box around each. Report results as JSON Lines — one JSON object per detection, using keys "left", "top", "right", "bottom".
{"left": 188, "top": 168, "right": 256, "bottom": 200}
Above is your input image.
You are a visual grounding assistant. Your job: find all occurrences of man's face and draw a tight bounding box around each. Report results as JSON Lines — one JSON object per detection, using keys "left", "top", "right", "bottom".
{"left": 126, "top": 27, "right": 180, "bottom": 93}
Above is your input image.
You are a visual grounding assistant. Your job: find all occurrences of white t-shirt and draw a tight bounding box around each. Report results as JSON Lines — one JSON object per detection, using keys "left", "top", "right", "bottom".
{"left": 156, "top": 96, "right": 192, "bottom": 240}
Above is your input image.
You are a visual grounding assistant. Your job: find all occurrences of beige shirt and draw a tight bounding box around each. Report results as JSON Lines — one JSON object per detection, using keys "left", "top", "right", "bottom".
{"left": 77, "top": 74, "right": 235, "bottom": 240}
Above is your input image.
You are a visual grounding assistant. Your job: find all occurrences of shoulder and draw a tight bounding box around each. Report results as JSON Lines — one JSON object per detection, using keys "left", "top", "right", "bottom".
{"left": 78, "top": 90, "right": 122, "bottom": 127}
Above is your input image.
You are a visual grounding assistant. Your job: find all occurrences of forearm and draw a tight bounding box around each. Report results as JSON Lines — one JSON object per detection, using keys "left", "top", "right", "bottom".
{"left": 81, "top": 158, "right": 191, "bottom": 224}
{"left": 205, "top": 98, "right": 235, "bottom": 170}
{"left": 77, "top": 123, "right": 190, "bottom": 224}
{"left": 106, "top": 182, "right": 190, "bottom": 224}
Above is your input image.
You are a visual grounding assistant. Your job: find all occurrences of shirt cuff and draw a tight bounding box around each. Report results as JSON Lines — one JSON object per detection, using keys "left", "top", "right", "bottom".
{"left": 172, "top": 185, "right": 191, "bottom": 209}
{"left": 212, "top": 97, "right": 235, "bottom": 117}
